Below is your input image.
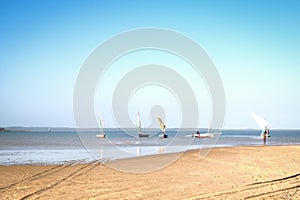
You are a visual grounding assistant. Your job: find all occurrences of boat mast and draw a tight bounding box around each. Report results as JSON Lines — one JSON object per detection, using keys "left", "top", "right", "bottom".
{"left": 98, "top": 112, "right": 105, "bottom": 135}
{"left": 137, "top": 112, "right": 142, "bottom": 135}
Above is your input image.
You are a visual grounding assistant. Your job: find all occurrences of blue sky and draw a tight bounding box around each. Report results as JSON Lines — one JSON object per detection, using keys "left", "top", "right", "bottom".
{"left": 0, "top": 0, "right": 299, "bottom": 128}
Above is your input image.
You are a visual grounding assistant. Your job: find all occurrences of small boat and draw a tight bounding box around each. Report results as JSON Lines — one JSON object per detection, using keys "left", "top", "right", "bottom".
{"left": 157, "top": 115, "right": 168, "bottom": 138}
{"left": 137, "top": 112, "right": 149, "bottom": 138}
{"left": 96, "top": 134, "right": 105, "bottom": 138}
{"left": 159, "top": 134, "right": 168, "bottom": 138}
{"left": 96, "top": 112, "right": 106, "bottom": 138}
{"left": 192, "top": 132, "right": 214, "bottom": 138}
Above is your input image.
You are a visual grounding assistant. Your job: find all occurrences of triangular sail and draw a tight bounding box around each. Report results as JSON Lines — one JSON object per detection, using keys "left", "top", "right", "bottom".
{"left": 137, "top": 112, "right": 142, "bottom": 134}
{"left": 137, "top": 112, "right": 149, "bottom": 137}
{"left": 250, "top": 111, "right": 270, "bottom": 131}
{"left": 98, "top": 112, "right": 105, "bottom": 134}
{"left": 157, "top": 116, "right": 166, "bottom": 133}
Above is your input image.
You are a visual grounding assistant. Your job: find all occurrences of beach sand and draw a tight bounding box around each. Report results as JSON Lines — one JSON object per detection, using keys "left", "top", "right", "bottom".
{"left": 0, "top": 146, "right": 299, "bottom": 199}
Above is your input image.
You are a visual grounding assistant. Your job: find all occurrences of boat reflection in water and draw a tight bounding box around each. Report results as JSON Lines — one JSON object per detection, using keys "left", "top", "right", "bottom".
{"left": 97, "top": 145, "right": 167, "bottom": 160}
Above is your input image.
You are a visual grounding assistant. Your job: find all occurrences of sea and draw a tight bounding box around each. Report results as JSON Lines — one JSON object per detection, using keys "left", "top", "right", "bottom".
{"left": 1, "top": 129, "right": 300, "bottom": 165}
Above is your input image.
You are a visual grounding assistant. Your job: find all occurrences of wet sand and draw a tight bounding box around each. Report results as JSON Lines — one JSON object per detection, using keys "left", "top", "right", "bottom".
{"left": 0, "top": 146, "right": 299, "bottom": 199}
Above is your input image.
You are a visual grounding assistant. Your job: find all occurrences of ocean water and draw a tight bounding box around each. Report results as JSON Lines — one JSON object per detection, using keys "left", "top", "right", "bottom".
{"left": 0, "top": 129, "right": 299, "bottom": 165}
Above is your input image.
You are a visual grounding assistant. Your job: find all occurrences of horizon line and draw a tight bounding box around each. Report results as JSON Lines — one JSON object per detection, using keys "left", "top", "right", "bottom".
{"left": 1, "top": 126, "right": 300, "bottom": 130}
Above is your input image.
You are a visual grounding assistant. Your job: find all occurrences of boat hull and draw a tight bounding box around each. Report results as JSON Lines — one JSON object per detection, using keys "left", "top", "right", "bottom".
{"left": 192, "top": 133, "right": 214, "bottom": 138}
{"left": 159, "top": 134, "right": 168, "bottom": 138}
{"left": 138, "top": 134, "right": 149, "bottom": 138}
{"left": 96, "top": 134, "right": 106, "bottom": 138}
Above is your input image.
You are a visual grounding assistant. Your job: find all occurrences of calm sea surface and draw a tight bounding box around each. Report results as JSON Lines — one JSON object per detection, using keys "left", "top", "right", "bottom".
{"left": 1, "top": 129, "right": 299, "bottom": 165}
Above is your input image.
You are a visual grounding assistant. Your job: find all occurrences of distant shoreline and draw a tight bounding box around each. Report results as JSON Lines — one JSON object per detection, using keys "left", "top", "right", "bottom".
{"left": 1, "top": 127, "right": 300, "bottom": 132}
{"left": 0, "top": 128, "right": 10, "bottom": 132}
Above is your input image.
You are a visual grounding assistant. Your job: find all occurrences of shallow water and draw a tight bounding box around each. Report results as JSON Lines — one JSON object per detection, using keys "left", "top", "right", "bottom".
{"left": 0, "top": 129, "right": 299, "bottom": 165}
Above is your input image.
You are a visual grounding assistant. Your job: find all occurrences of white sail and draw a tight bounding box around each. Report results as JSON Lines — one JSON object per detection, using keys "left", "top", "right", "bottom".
{"left": 137, "top": 112, "right": 149, "bottom": 137}
{"left": 98, "top": 112, "right": 104, "bottom": 129}
{"left": 96, "top": 112, "right": 105, "bottom": 138}
{"left": 137, "top": 112, "right": 142, "bottom": 134}
{"left": 250, "top": 111, "right": 270, "bottom": 131}
{"left": 156, "top": 116, "right": 166, "bottom": 132}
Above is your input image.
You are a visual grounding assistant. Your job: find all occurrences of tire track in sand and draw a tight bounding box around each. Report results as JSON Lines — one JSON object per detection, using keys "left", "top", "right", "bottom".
{"left": 186, "top": 173, "right": 300, "bottom": 200}
{"left": 0, "top": 160, "right": 104, "bottom": 200}
{"left": 0, "top": 160, "right": 80, "bottom": 191}
{"left": 19, "top": 160, "right": 105, "bottom": 200}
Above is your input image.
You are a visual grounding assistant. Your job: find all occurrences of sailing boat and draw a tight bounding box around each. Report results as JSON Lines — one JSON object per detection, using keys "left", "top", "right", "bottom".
{"left": 96, "top": 112, "right": 105, "bottom": 138}
{"left": 137, "top": 112, "right": 149, "bottom": 138}
{"left": 157, "top": 115, "right": 168, "bottom": 138}
{"left": 192, "top": 121, "right": 217, "bottom": 138}
{"left": 192, "top": 130, "right": 214, "bottom": 138}
{"left": 250, "top": 111, "right": 270, "bottom": 138}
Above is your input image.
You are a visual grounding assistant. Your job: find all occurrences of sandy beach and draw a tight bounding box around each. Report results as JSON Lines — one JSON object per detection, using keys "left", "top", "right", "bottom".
{"left": 0, "top": 145, "right": 299, "bottom": 199}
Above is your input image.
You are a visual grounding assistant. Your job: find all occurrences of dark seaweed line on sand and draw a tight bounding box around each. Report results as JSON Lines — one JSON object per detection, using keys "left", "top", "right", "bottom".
{"left": 247, "top": 173, "right": 300, "bottom": 186}
{"left": 244, "top": 184, "right": 300, "bottom": 199}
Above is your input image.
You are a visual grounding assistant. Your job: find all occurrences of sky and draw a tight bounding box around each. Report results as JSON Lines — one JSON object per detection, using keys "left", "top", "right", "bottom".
{"left": 0, "top": 0, "right": 299, "bottom": 129}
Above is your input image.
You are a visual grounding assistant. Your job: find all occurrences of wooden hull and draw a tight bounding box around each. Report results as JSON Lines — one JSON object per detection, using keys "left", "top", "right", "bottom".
{"left": 96, "top": 134, "right": 106, "bottom": 138}
{"left": 192, "top": 133, "right": 214, "bottom": 138}
{"left": 138, "top": 133, "right": 149, "bottom": 138}
{"left": 159, "top": 134, "right": 168, "bottom": 138}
